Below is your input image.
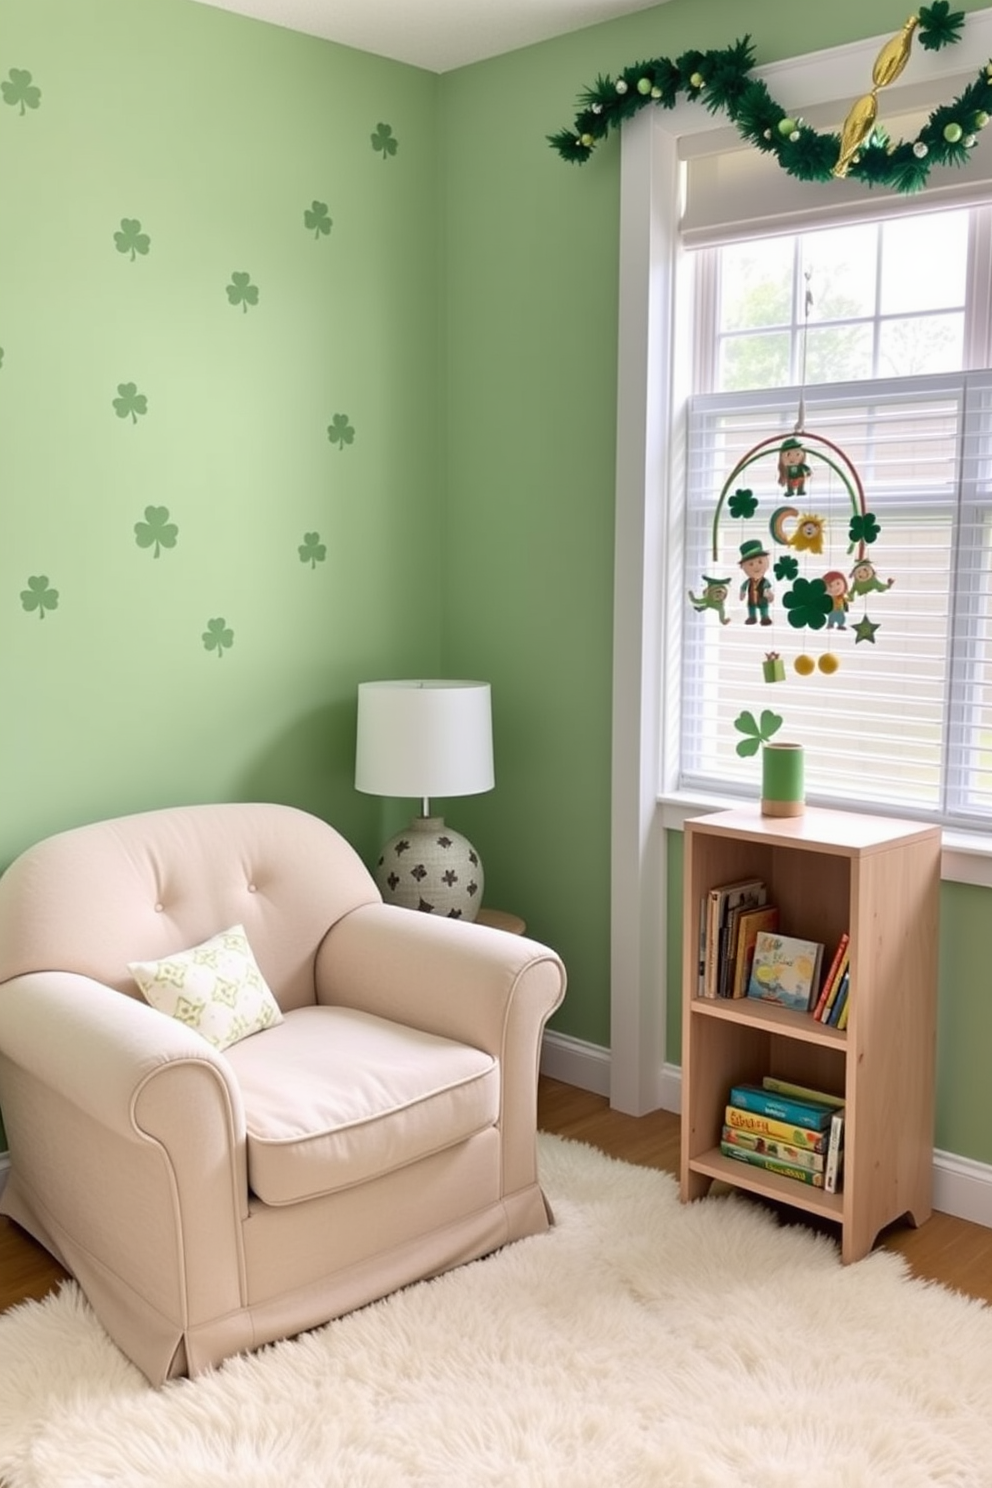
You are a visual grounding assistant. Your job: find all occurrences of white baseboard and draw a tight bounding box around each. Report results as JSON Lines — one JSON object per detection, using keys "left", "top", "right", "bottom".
{"left": 541, "top": 1033, "right": 992, "bottom": 1231}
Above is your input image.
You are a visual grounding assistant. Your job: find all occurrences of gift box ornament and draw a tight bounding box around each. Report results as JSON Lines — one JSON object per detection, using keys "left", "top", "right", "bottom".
{"left": 763, "top": 652, "right": 785, "bottom": 683}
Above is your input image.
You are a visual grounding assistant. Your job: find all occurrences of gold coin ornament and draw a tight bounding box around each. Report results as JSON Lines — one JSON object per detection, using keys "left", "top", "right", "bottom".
{"left": 794, "top": 654, "right": 816, "bottom": 676}
{"left": 818, "top": 652, "right": 840, "bottom": 675}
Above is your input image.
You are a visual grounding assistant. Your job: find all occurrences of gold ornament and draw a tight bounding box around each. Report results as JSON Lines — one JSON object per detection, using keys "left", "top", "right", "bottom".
{"left": 833, "top": 14, "right": 920, "bottom": 179}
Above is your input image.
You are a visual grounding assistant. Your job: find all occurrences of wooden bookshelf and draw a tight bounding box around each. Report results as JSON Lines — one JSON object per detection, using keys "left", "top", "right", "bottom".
{"left": 680, "top": 805, "right": 941, "bottom": 1263}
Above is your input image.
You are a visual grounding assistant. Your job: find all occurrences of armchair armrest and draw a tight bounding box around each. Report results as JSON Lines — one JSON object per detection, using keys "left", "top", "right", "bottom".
{"left": 0, "top": 971, "right": 249, "bottom": 1328}
{"left": 314, "top": 903, "right": 566, "bottom": 1196}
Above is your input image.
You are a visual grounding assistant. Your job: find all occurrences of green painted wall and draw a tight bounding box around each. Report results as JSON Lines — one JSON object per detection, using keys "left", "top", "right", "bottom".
{"left": 2, "top": 0, "right": 992, "bottom": 1164}
{"left": 1, "top": 0, "right": 441, "bottom": 875}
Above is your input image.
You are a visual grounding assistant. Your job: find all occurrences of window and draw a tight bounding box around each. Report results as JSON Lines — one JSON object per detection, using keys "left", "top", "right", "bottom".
{"left": 677, "top": 206, "right": 992, "bottom": 828}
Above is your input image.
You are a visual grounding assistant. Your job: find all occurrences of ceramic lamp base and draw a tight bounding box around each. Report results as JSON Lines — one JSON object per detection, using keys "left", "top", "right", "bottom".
{"left": 374, "top": 815, "right": 484, "bottom": 920}
{"left": 761, "top": 742, "right": 805, "bottom": 817}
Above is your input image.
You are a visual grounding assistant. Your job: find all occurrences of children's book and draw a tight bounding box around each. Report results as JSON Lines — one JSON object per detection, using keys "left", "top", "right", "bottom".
{"left": 824, "top": 1110, "right": 845, "bottom": 1193}
{"left": 761, "top": 1076, "right": 844, "bottom": 1110}
{"left": 811, "top": 933, "right": 850, "bottom": 1020}
{"left": 746, "top": 930, "right": 824, "bottom": 1013}
{"left": 829, "top": 971, "right": 851, "bottom": 1029}
{"left": 817, "top": 944, "right": 850, "bottom": 1024}
{"left": 723, "top": 1105, "right": 828, "bottom": 1152}
{"left": 720, "top": 1124, "right": 825, "bottom": 1172}
{"left": 719, "top": 1142, "right": 825, "bottom": 1187}
{"left": 728, "top": 1083, "right": 835, "bottom": 1131}
{"left": 729, "top": 904, "right": 780, "bottom": 999}
{"left": 703, "top": 878, "right": 766, "bottom": 999}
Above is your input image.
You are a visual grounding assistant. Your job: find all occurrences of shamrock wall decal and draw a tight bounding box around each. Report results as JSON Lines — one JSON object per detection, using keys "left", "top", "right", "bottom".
{"left": 1, "top": 68, "right": 41, "bottom": 115}
{"left": 134, "top": 506, "right": 178, "bottom": 558}
{"left": 113, "top": 382, "right": 148, "bottom": 423}
{"left": 733, "top": 709, "right": 783, "bottom": 758}
{"left": 202, "top": 618, "right": 234, "bottom": 658}
{"left": 226, "top": 272, "right": 259, "bottom": 312}
{"left": 298, "top": 532, "right": 326, "bottom": 568}
{"left": 114, "top": 218, "right": 151, "bottom": 260}
{"left": 20, "top": 575, "right": 59, "bottom": 619}
{"left": 304, "top": 201, "right": 332, "bottom": 239}
{"left": 371, "top": 122, "right": 398, "bottom": 160}
{"left": 327, "top": 414, "right": 355, "bottom": 450}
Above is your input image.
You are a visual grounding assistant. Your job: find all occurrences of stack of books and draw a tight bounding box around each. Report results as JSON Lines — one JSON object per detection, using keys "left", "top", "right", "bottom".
{"left": 697, "top": 877, "right": 779, "bottom": 999}
{"left": 721, "top": 1077, "right": 845, "bottom": 1192}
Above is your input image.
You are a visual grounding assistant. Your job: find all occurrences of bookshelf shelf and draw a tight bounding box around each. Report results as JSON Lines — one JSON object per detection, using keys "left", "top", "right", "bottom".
{"left": 680, "top": 805, "right": 941, "bottom": 1264}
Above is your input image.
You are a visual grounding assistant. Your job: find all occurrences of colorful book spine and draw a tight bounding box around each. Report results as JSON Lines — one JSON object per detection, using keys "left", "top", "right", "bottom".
{"left": 826, "top": 968, "right": 850, "bottom": 1028}
{"left": 720, "top": 1124, "right": 825, "bottom": 1172}
{"left": 724, "top": 1105, "right": 827, "bottom": 1151}
{"left": 818, "top": 946, "right": 850, "bottom": 1024}
{"left": 719, "top": 1142, "right": 825, "bottom": 1187}
{"left": 728, "top": 1083, "right": 834, "bottom": 1131}
{"left": 824, "top": 1110, "right": 845, "bottom": 1193}
{"left": 812, "top": 933, "right": 849, "bottom": 1020}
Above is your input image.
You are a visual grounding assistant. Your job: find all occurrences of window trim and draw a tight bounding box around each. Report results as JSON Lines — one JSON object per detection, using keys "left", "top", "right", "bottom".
{"left": 610, "top": 17, "right": 992, "bottom": 1117}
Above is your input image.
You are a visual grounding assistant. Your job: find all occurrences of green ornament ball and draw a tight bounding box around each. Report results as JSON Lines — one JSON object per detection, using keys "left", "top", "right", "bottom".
{"left": 580, "top": 133, "right": 594, "bottom": 147}
{"left": 689, "top": 72, "right": 704, "bottom": 89}
{"left": 944, "top": 121, "right": 963, "bottom": 143}
{"left": 637, "top": 77, "right": 652, "bottom": 95}
{"left": 975, "top": 110, "right": 989, "bottom": 129}
{"left": 777, "top": 118, "right": 796, "bottom": 138}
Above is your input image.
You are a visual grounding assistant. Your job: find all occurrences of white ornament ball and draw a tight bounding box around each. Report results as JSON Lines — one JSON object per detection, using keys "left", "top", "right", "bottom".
{"left": 913, "top": 140, "right": 928, "bottom": 158}
{"left": 616, "top": 79, "right": 628, "bottom": 94}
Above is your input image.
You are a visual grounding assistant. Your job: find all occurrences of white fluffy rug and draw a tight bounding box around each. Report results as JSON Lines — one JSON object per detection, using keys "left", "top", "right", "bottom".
{"left": 3, "top": 1134, "right": 992, "bottom": 1487}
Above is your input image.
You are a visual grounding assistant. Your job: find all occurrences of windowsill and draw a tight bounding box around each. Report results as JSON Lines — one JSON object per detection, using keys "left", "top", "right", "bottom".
{"left": 659, "top": 791, "right": 992, "bottom": 889}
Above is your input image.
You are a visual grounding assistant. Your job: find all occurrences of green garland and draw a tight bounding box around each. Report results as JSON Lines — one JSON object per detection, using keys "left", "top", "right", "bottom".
{"left": 548, "top": 3, "right": 992, "bottom": 194}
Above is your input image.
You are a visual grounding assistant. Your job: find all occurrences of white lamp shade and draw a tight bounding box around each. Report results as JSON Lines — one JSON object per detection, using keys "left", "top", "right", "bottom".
{"left": 355, "top": 680, "right": 494, "bottom": 800}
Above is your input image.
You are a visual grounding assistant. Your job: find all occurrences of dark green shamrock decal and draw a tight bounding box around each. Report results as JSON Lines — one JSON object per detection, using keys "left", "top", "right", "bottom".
{"left": 733, "top": 709, "right": 783, "bottom": 758}
{"left": 371, "top": 122, "right": 398, "bottom": 160}
{"left": 114, "top": 218, "right": 150, "bottom": 260}
{"left": 113, "top": 382, "right": 148, "bottom": 423}
{"left": 202, "top": 617, "right": 234, "bottom": 658}
{"left": 226, "top": 272, "right": 259, "bottom": 312}
{"left": 21, "top": 575, "right": 58, "bottom": 619}
{"left": 299, "top": 532, "right": 326, "bottom": 568}
{"left": 135, "top": 506, "right": 178, "bottom": 558}
{"left": 848, "top": 512, "right": 881, "bottom": 547}
{"left": 728, "top": 488, "right": 758, "bottom": 519}
{"left": 304, "top": 201, "right": 332, "bottom": 239}
{"left": 782, "top": 576, "right": 833, "bottom": 630}
{"left": 327, "top": 414, "right": 355, "bottom": 450}
{"left": 774, "top": 554, "right": 799, "bottom": 582}
{"left": 2, "top": 69, "right": 41, "bottom": 115}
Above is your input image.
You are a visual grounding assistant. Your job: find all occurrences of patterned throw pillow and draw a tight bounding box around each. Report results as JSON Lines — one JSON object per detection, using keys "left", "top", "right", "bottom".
{"left": 128, "top": 924, "right": 284, "bottom": 1051}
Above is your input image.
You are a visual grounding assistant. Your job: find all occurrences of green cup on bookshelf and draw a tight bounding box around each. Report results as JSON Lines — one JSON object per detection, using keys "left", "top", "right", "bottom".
{"left": 761, "top": 742, "right": 805, "bottom": 817}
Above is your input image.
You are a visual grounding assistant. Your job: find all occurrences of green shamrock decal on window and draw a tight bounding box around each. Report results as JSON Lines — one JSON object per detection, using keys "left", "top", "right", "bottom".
{"left": 226, "top": 272, "right": 259, "bottom": 313}
{"left": 299, "top": 532, "right": 326, "bottom": 569}
{"left": 728, "top": 488, "right": 758, "bottom": 520}
{"left": 304, "top": 201, "right": 332, "bottom": 239}
{"left": 733, "top": 709, "right": 783, "bottom": 758}
{"left": 371, "top": 122, "right": 398, "bottom": 160}
{"left": 113, "top": 382, "right": 148, "bottom": 423}
{"left": 135, "top": 506, "right": 178, "bottom": 558}
{"left": 327, "top": 414, "right": 355, "bottom": 450}
{"left": 774, "top": 554, "right": 799, "bottom": 581}
{"left": 782, "top": 576, "right": 833, "bottom": 630}
{"left": 202, "top": 618, "right": 234, "bottom": 658}
{"left": 114, "top": 218, "right": 150, "bottom": 260}
{"left": 2, "top": 68, "right": 41, "bottom": 115}
{"left": 20, "top": 575, "right": 59, "bottom": 619}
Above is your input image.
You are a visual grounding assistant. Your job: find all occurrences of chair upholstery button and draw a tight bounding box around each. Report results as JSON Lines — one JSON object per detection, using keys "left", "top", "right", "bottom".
{"left": 154, "top": 903, "right": 164, "bottom": 913}
{"left": 247, "top": 883, "right": 257, "bottom": 892}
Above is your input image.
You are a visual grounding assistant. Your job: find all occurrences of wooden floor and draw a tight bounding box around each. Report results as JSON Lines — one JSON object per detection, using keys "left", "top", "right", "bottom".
{"left": 2, "top": 1075, "right": 992, "bottom": 1314}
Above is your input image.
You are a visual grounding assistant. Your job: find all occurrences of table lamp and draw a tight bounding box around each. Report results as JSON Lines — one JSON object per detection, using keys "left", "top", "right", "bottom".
{"left": 355, "top": 679, "right": 494, "bottom": 920}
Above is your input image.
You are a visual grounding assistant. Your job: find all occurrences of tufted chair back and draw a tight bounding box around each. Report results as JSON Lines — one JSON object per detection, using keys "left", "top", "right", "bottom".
{"left": 0, "top": 803, "right": 380, "bottom": 1011}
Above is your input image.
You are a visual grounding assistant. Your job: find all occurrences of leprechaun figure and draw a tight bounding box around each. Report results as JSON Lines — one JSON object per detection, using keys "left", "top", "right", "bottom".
{"left": 777, "top": 437, "right": 812, "bottom": 497}
{"left": 849, "top": 559, "right": 894, "bottom": 597}
{"left": 688, "top": 575, "right": 732, "bottom": 625}
{"left": 739, "top": 539, "right": 774, "bottom": 626}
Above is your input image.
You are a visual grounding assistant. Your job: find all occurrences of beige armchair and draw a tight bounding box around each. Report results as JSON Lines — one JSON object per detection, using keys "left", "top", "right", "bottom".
{"left": 0, "top": 803, "right": 565, "bottom": 1384}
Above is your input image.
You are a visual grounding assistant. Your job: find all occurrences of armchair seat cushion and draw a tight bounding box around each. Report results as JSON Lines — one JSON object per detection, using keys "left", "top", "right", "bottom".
{"left": 224, "top": 1005, "right": 498, "bottom": 1206}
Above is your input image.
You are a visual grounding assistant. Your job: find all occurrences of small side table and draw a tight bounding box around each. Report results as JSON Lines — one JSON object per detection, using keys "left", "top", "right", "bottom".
{"left": 475, "top": 908, "right": 526, "bottom": 936}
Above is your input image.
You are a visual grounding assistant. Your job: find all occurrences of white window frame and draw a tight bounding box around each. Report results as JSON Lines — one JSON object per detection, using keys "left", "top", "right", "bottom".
{"left": 610, "top": 14, "right": 992, "bottom": 1117}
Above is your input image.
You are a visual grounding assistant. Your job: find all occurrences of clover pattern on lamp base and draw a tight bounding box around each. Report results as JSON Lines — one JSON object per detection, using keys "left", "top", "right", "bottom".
{"left": 375, "top": 815, "right": 483, "bottom": 921}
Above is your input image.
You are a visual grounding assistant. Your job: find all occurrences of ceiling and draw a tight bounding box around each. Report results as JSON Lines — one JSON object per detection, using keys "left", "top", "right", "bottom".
{"left": 188, "top": 0, "right": 669, "bottom": 73}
